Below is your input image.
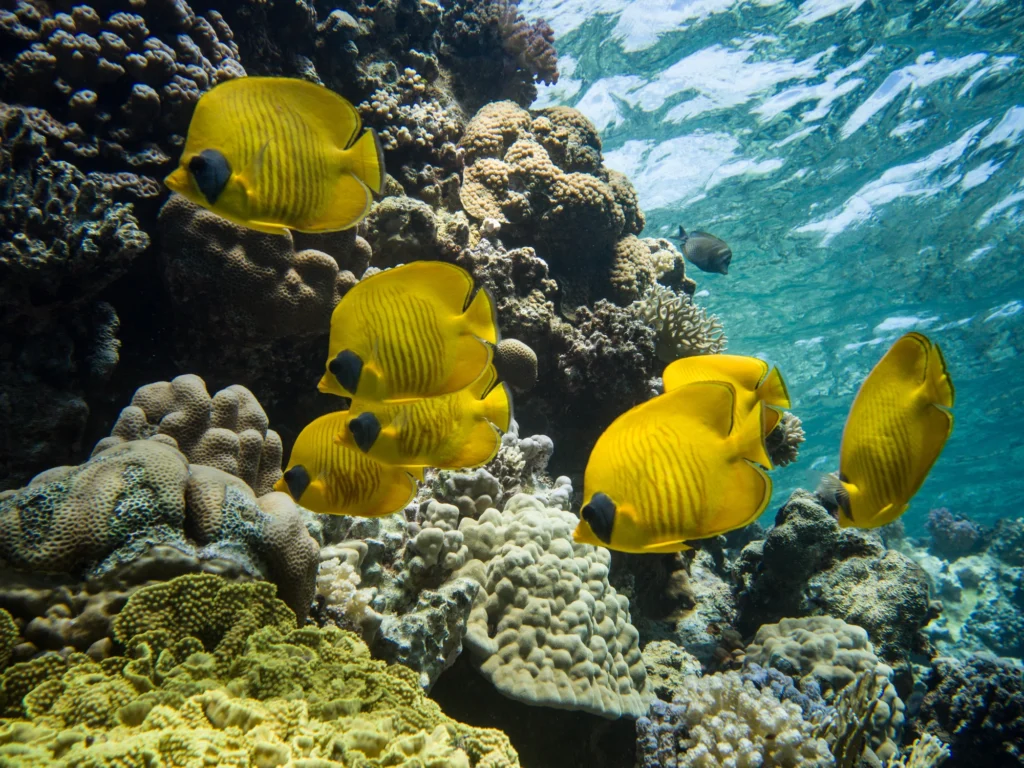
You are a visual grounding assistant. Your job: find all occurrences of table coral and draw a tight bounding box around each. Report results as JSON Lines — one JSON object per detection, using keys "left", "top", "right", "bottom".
{"left": 93, "top": 374, "right": 283, "bottom": 496}
{"left": 0, "top": 573, "right": 521, "bottom": 767}
{"left": 458, "top": 493, "right": 650, "bottom": 719}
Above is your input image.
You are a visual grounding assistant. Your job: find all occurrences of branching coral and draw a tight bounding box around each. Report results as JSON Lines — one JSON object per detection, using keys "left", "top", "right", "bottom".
{"left": 635, "top": 284, "right": 726, "bottom": 363}
{"left": 440, "top": 0, "right": 558, "bottom": 109}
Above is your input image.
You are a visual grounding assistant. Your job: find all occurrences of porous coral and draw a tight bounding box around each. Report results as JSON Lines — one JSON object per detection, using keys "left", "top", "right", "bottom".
{"left": 458, "top": 493, "right": 649, "bottom": 718}
{"left": 635, "top": 671, "right": 834, "bottom": 767}
{"left": 0, "top": 440, "right": 319, "bottom": 618}
{"left": 459, "top": 101, "right": 645, "bottom": 306}
{"left": 93, "top": 374, "right": 283, "bottom": 495}
{"left": 767, "top": 411, "right": 806, "bottom": 468}
{"left": 735, "top": 491, "right": 934, "bottom": 667}
{"left": 0, "top": 0, "right": 245, "bottom": 192}
{"left": 744, "top": 616, "right": 882, "bottom": 697}
{"left": 0, "top": 573, "right": 520, "bottom": 767}
{"left": 440, "top": 0, "right": 558, "bottom": 110}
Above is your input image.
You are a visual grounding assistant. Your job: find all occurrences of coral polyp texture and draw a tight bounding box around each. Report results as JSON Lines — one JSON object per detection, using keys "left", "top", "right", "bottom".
{"left": 0, "top": 0, "right": 245, "bottom": 195}
{"left": 0, "top": 573, "right": 521, "bottom": 767}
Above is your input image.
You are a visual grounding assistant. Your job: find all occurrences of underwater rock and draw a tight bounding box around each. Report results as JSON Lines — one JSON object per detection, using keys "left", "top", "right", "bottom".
{"left": 0, "top": 573, "right": 521, "bottom": 767}
{"left": 915, "top": 653, "right": 1024, "bottom": 768}
{"left": 361, "top": 194, "right": 470, "bottom": 266}
{"left": 93, "top": 373, "right": 283, "bottom": 496}
{"left": 736, "top": 491, "right": 934, "bottom": 668}
{"left": 927, "top": 507, "right": 988, "bottom": 559}
{"left": 0, "top": 440, "right": 318, "bottom": 619}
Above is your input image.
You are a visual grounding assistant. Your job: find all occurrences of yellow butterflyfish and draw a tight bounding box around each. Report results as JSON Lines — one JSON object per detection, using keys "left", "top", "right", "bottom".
{"left": 319, "top": 261, "right": 499, "bottom": 402}
{"left": 275, "top": 411, "right": 421, "bottom": 518}
{"left": 165, "top": 76, "right": 384, "bottom": 235}
{"left": 819, "top": 332, "right": 954, "bottom": 529}
{"left": 663, "top": 354, "right": 790, "bottom": 464}
{"left": 572, "top": 381, "right": 772, "bottom": 554}
{"left": 334, "top": 365, "right": 512, "bottom": 470}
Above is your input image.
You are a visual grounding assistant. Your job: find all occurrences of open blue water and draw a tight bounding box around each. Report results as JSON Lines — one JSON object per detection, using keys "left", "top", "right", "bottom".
{"left": 525, "top": 0, "right": 1024, "bottom": 531}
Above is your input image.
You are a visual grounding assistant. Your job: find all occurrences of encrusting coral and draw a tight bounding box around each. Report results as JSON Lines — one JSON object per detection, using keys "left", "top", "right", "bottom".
{"left": 0, "top": 573, "right": 521, "bottom": 767}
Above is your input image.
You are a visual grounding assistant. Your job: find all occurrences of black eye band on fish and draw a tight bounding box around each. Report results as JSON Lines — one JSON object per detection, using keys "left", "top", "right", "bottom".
{"left": 581, "top": 492, "right": 616, "bottom": 545}
{"left": 329, "top": 349, "right": 364, "bottom": 395}
{"left": 349, "top": 412, "right": 382, "bottom": 453}
{"left": 188, "top": 149, "right": 232, "bottom": 205}
{"left": 284, "top": 464, "right": 311, "bottom": 501}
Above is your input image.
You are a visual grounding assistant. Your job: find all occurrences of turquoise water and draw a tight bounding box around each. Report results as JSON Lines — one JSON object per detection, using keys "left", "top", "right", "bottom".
{"left": 526, "top": 0, "right": 1024, "bottom": 530}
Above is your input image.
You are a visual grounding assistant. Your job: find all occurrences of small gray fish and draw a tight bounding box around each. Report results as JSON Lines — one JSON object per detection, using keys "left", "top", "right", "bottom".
{"left": 674, "top": 226, "right": 732, "bottom": 275}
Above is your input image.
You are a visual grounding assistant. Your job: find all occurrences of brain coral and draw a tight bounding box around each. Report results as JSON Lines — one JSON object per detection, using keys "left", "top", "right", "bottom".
{"left": 459, "top": 100, "right": 646, "bottom": 306}
{"left": 0, "top": 0, "right": 245, "bottom": 193}
{"left": 0, "top": 573, "right": 520, "bottom": 767}
{"left": 457, "top": 493, "right": 650, "bottom": 718}
{"left": 93, "top": 373, "right": 283, "bottom": 496}
{"left": 0, "top": 440, "right": 318, "bottom": 618}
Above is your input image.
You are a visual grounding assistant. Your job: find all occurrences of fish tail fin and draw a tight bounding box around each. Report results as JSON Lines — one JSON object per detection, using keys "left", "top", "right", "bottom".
{"left": 763, "top": 407, "right": 783, "bottom": 435}
{"left": 344, "top": 128, "right": 386, "bottom": 195}
{"left": 758, "top": 367, "right": 792, "bottom": 411}
{"left": 462, "top": 286, "right": 500, "bottom": 345}
{"left": 481, "top": 381, "right": 513, "bottom": 433}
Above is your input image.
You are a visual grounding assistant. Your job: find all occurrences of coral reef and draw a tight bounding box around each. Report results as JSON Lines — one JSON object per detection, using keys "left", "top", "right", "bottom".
{"left": 0, "top": 0, "right": 245, "bottom": 193}
{"left": 0, "top": 437, "right": 318, "bottom": 619}
{"left": 0, "top": 573, "right": 520, "bottom": 767}
{"left": 926, "top": 508, "right": 987, "bottom": 559}
{"left": 93, "top": 373, "right": 283, "bottom": 495}
{"left": 440, "top": 0, "right": 558, "bottom": 110}
{"left": 915, "top": 654, "right": 1023, "bottom": 768}
{"left": 735, "top": 491, "right": 935, "bottom": 667}
{"left": 766, "top": 411, "right": 806, "bottom": 468}
{"left": 635, "top": 284, "right": 726, "bottom": 363}
{"left": 458, "top": 493, "right": 649, "bottom": 718}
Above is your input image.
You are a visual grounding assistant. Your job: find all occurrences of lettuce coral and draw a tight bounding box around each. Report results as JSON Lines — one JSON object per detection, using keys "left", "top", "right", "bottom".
{"left": 0, "top": 573, "right": 520, "bottom": 767}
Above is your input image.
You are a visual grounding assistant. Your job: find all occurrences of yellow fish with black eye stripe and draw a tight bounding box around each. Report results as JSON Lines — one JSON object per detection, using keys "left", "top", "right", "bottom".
{"left": 573, "top": 380, "right": 772, "bottom": 554}
{"left": 319, "top": 261, "right": 499, "bottom": 402}
{"left": 663, "top": 354, "right": 790, "bottom": 466}
{"left": 334, "top": 364, "right": 512, "bottom": 470}
{"left": 275, "top": 411, "right": 421, "bottom": 518}
{"left": 165, "top": 76, "right": 384, "bottom": 235}
{"left": 818, "top": 332, "right": 954, "bottom": 529}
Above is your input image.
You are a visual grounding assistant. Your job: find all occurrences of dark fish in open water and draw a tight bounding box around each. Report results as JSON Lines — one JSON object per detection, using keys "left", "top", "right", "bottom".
{"left": 673, "top": 226, "right": 732, "bottom": 274}
{"left": 165, "top": 76, "right": 384, "bottom": 235}
{"left": 818, "top": 332, "right": 954, "bottom": 529}
{"left": 572, "top": 380, "right": 772, "bottom": 554}
{"left": 319, "top": 261, "right": 499, "bottom": 402}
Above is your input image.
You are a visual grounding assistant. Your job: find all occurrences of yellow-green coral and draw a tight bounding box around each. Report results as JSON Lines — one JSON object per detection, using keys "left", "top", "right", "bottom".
{"left": 0, "top": 609, "right": 16, "bottom": 670}
{"left": 0, "top": 574, "right": 519, "bottom": 767}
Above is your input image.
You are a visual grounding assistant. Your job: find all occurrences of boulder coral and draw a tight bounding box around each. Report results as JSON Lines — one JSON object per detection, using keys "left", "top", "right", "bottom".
{"left": 0, "top": 573, "right": 521, "bottom": 767}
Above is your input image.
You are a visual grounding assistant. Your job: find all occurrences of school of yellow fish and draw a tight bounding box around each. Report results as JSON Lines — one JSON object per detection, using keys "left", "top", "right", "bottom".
{"left": 169, "top": 75, "right": 957, "bottom": 549}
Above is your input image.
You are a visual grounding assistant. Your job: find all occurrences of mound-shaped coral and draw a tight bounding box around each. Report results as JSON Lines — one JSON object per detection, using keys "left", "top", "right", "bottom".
{"left": 0, "top": 573, "right": 520, "bottom": 767}
{"left": 0, "top": 440, "right": 318, "bottom": 618}
{"left": 94, "top": 373, "right": 283, "bottom": 496}
{"left": 459, "top": 101, "right": 645, "bottom": 307}
{"left": 457, "top": 493, "right": 649, "bottom": 718}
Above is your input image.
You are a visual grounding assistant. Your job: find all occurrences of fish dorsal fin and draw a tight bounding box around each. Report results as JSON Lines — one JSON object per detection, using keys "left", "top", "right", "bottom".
{"left": 885, "top": 332, "right": 933, "bottom": 387}
{"left": 663, "top": 354, "right": 768, "bottom": 394}
{"left": 648, "top": 380, "right": 737, "bottom": 438}
{"left": 926, "top": 340, "right": 955, "bottom": 409}
{"left": 251, "top": 76, "right": 364, "bottom": 151}
{"left": 390, "top": 261, "right": 477, "bottom": 317}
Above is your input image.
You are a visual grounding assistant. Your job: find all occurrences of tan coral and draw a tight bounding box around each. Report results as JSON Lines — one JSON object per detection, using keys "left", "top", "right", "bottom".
{"left": 610, "top": 235, "right": 657, "bottom": 304}
{"left": 93, "top": 373, "right": 283, "bottom": 495}
{"left": 766, "top": 411, "right": 806, "bottom": 468}
{"left": 457, "top": 494, "right": 649, "bottom": 718}
{"left": 635, "top": 284, "right": 726, "bottom": 362}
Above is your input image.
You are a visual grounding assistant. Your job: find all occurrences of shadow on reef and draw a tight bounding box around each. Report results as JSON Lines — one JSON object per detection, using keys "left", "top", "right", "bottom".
{"left": 430, "top": 653, "right": 636, "bottom": 768}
